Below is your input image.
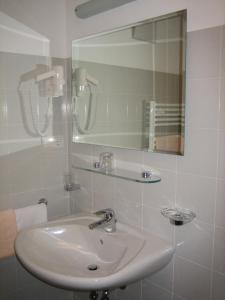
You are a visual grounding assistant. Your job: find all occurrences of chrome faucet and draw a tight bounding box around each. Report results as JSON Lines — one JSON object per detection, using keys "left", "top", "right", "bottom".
{"left": 89, "top": 208, "right": 117, "bottom": 233}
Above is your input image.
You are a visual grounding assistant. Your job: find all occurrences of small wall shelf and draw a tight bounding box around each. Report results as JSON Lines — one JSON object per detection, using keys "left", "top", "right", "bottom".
{"left": 72, "top": 165, "right": 161, "bottom": 184}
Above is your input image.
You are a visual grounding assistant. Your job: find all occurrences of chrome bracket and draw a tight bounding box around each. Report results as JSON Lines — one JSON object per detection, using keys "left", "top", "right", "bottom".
{"left": 64, "top": 183, "right": 80, "bottom": 192}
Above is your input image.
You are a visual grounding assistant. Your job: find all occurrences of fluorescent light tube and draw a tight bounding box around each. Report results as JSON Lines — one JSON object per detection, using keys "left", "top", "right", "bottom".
{"left": 75, "top": 0, "right": 136, "bottom": 19}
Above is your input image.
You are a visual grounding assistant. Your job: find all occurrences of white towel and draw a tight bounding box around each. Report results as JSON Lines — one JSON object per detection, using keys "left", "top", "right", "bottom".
{"left": 15, "top": 204, "right": 48, "bottom": 231}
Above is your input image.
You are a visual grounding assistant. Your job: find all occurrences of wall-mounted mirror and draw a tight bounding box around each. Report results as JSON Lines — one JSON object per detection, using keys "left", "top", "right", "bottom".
{"left": 72, "top": 10, "right": 186, "bottom": 155}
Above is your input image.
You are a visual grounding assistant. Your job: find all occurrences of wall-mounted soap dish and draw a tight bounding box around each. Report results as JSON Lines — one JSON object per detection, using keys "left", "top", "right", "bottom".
{"left": 161, "top": 208, "right": 196, "bottom": 226}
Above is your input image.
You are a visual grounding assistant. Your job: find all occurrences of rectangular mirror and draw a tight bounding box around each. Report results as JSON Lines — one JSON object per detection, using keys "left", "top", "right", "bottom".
{"left": 72, "top": 10, "right": 186, "bottom": 155}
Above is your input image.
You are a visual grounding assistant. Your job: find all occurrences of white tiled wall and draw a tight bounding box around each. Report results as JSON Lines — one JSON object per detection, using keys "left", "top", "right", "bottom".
{"left": 70, "top": 25, "right": 225, "bottom": 300}
{"left": 0, "top": 53, "right": 70, "bottom": 217}
{"left": 0, "top": 53, "right": 72, "bottom": 299}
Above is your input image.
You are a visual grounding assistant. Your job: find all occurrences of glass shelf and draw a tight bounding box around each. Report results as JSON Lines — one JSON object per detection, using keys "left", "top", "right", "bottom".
{"left": 72, "top": 165, "right": 161, "bottom": 184}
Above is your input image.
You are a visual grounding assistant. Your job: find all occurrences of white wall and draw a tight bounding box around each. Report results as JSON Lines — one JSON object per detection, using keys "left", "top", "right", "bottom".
{"left": 0, "top": 12, "right": 50, "bottom": 56}
{"left": 0, "top": 0, "right": 67, "bottom": 57}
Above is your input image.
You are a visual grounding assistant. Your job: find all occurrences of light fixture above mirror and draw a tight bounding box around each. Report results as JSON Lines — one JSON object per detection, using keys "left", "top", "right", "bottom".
{"left": 75, "top": 0, "right": 136, "bottom": 19}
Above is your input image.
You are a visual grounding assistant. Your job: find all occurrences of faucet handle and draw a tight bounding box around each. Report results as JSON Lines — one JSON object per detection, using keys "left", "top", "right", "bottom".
{"left": 94, "top": 208, "right": 115, "bottom": 216}
{"left": 91, "top": 208, "right": 117, "bottom": 232}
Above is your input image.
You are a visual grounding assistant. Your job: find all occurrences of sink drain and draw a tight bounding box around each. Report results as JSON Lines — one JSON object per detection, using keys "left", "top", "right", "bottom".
{"left": 88, "top": 264, "right": 99, "bottom": 271}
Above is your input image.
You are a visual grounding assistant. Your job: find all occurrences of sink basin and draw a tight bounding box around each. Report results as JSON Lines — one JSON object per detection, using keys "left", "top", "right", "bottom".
{"left": 15, "top": 214, "right": 174, "bottom": 291}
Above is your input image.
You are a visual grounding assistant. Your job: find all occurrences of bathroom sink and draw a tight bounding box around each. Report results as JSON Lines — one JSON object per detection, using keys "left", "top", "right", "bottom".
{"left": 15, "top": 214, "right": 174, "bottom": 291}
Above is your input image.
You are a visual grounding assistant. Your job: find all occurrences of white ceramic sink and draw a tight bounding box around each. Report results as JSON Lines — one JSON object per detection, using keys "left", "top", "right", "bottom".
{"left": 15, "top": 214, "right": 174, "bottom": 291}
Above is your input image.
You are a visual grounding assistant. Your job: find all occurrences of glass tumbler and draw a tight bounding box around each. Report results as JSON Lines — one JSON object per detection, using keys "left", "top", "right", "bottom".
{"left": 99, "top": 152, "right": 114, "bottom": 172}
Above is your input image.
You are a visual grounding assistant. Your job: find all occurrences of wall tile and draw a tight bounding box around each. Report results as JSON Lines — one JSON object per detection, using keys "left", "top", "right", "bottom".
{"left": 16, "top": 259, "right": 44, "bottom": 291}
{"left": 143, "top": 205, "right": 174, "bottom": 242}
{"left": 104, "top": 66, "right": 128, "bottom": 94}
{"left": 113, "top": 179, "right": 142, "bottom": 227}
{"left": 73, "top": 168, "right": 92, "bottom": 192}
{"left": 74, "top": 291, "right": 91, "bottom": 300}
{"left": 155, "top": 71, "right": 168, "bottom": 100}
{"left": 174, "top": 256, "right": 211, "bottom": 300}
{"left": 213, "top": 226, "right": 225, "bottom": 274}
{"left": 0, "top": 53, "right": 8, "bottom": 90}
{"left": 142, "top": 281, "right": 172, "bottom": 300}
{"left": 16, "top": 282, "right": 48, "bottom": 300}
{"left": 45, "top": 186, "right": 70, "bottom": 220}
{"left": 9, "top": 146, "right": 42, "bottom": 193}
{"left": 71, "top": 143, "right": 93, "bottom": 168}
{"left": 46, "top": 286, "right": 74, "bottom": 300}
{"left": 115, "top": 179, "right": 141, "bottom": 206}
{"left": 0, "top": 90, "right": 8, "bottom": 125}
{"left": 185, "top": 78, "right": 220, "bottom": 129}
{"left": 12, "top": 54, "right": 37, "bottom": 90}
{"left": 40, "top": 146, "right": 65, "bottom": 189}
{"left": 92, "top": 173, "right": 115, "bottom": 196}
{"left": 219, "top": 78, "right": 225, "bottom": 130}
{"left": 113, "top": 196, "right": 142, "bottom": 229}
{"left": 175, "top": 220, "right": 213, "bottom": 268}
{"left": 145, "top": 259, "right": 173, "bottom": 292}
{"left": 7, "top": 124, "right": 41, "bottom": 153}
{"left": 93, "top": 191, "right": 114, "bottom": 211}
{"left": 116, "top": 281, "right": 141, "bottom": 300}
{"left": 142, "top": 151, "right": 177, "bottom": 172}
{"left": 72, "top": 188, "right": 92, "bottom": 213}
{"left": 0, "top": 122, "right": 8, "bottom": 141}
{"left": 220, "top": 25, "right": 225, "bottom": 78}
{"left": 127, "top": 94, "right": 143, "bottom": 121}
{"left": 95, "top": 93, "right": 110, "bottom": 123}
{"left": 0, "top": 195, "right": 11, "bottom": 211}
{"left": 143, "top": 169, "right": 176, "bottom": 209}
{"left": 218, "top": 130, "right": 225, "bottom": 179}
{"left": 215, "top": 179, "right": 225, "bottom": 228}
{"left": 110, "top": 94, "right": 128, "bottom": 123}
{"left": 211, "top": 272, "right": 225, "bottom": 300}
{"left": 112, "top": 146, "right": 142, "bottom": 170}
{"left": 0, "top": 293, "right": 15, "bottom": 300}
{"left": 6, "top": 90, "right": 24, "bottom": 125}
{"left": 0, "top": 257, "right": 17, "bottom": 299}
{"left": 176, "top": 173, "right": 216, "bottom": 224}
{"left": 0, "top": 156, "right": 11, "bottom": 197}
{"left": 186, "top": 27, "right": 221, "bottom": 79}
{"left": 177, "top": 128, "right": 218, "bottom": 177}
{"left": 173, "top": 295, "right": 187, "bottom": 300}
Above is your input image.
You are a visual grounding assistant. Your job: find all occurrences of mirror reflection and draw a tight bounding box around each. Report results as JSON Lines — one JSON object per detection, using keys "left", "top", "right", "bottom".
{"left": 72, "top": 10, "right": 186, "bottom": 155}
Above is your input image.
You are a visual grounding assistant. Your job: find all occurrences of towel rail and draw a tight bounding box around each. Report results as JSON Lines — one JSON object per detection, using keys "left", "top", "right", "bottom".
{"left": 143, "top": 100, "right": 184, "bottom": 150}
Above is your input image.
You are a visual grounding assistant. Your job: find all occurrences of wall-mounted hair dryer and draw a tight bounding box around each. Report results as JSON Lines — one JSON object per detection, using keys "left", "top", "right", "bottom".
{"left": 36, "top": 65, "right": 65, "bottom": 98}
{"left": 74, "top": 68, "right": 98, "bottom": 96}
{"left": 18, "top": 65, "right": 65, "bottom": 138}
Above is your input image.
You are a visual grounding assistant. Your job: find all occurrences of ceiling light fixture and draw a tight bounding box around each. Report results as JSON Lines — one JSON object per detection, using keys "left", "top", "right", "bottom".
{"left": 75, "top": 0, "right": 136, "bottom": 19}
